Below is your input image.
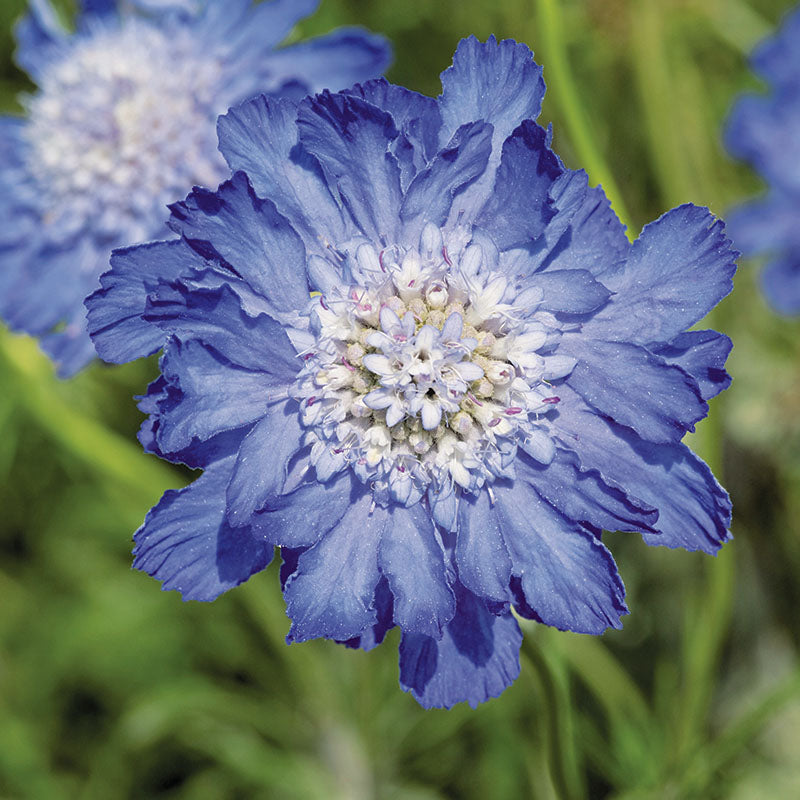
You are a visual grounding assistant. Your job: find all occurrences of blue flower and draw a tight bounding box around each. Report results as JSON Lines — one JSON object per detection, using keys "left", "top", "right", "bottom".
{"left": 87, "top": 37, "right": 736, "bottom": 709}
{"left": 0, "top": 0, "right": 390, "bottom": 376}
{"left": 725, "top": 7, "right": 800, "bottom": 314}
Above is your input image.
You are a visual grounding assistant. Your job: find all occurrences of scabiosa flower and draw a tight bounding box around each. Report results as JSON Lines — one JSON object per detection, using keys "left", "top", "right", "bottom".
{"left": 87, "top": 37, "right": 736, "bottom": 709}
{"left": 725, "top": 6, "right": 800, "bottom": 313}
{"left": 0, "top": 0, "right": 390, "bottom": 376}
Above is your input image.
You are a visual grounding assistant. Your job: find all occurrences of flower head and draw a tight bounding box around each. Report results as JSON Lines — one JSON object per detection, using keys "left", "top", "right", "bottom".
{"left": 88, "top": 37, "right": 736, "bottom": 709}
{"left": 725, "top": 6, "right": 800, "bottom": 313}
{"left": 1, "top": 0, "right": 390, "bottom": 375}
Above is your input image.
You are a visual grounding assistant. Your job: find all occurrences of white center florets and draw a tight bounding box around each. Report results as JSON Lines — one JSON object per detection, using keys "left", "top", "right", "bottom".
{"left": 294, "top": 223, "right": 576, "bottom": 505}
{"left": 25, "top": 19, "right": 226, "bottom": 240}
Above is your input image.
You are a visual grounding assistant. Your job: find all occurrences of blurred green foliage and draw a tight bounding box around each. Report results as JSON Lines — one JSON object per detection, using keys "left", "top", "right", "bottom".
{"left": 2, "top": 0, "right": 800, "bottom": 797}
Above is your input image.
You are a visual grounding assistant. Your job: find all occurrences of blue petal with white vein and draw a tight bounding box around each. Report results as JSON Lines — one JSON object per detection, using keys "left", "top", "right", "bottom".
{"left": 87, "top": 36, "right": 736, "bottom": 709}
{"left": 1, "top": 0, "right": 390, "bottom": 376}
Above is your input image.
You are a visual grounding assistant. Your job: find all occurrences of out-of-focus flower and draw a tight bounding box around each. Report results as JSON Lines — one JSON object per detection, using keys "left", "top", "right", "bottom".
{"left": 726, "top": 7, "right": 800, "bottom": 313}
{"left": 0, "top": 0, "right": 390, "bottom": 375}
{"left": 87, "top": 37, "right": 736, "bottom": 709}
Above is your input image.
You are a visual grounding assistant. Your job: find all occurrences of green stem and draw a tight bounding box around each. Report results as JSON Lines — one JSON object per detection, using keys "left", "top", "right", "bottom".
{"left": 536, "top": 0, "right": 633, "bottom": 231}
{"left": 521, "top": 632, "right": 584, "bottom": 800}
{"left": 699, "top": 0, "right": 773, "bottom": 55}
{"left": 0, "top": 329, "right": 177, "bottom": 503}
{"left": 703, "top": 669, "right": 800, "bottom": 777}
{"left": 554, "top": 628, "right": 651, "bottom": 729}
{"left": 626, "top": 0, "right": 736, "bottom": 773}
{"left": 628, "top": 0, "right": 694, "bottom": 210}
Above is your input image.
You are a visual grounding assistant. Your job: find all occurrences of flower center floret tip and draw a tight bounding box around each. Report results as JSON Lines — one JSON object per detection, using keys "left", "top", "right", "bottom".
{"left": 293, "top": 223, "right": 574, "bottom": 504}
{"left": 25, "top": 21, "right": 225, "bottom": 237}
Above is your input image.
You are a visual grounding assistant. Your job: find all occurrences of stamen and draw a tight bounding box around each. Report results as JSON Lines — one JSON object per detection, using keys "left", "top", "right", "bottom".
{"left": 295, "top": 225, "right": 565, "bottom": 499}
{"left": 442, "top": 246, "right": 452, "bottom": 266}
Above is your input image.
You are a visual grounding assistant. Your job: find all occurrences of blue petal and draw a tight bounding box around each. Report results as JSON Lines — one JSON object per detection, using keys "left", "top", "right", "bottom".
{"left": 132, "top": 457, "right": 273, "bottom": 601}
{"left": 144, "top": 283, "right": 300, "bottom": 375}
{"left": 400, "top": 121, "right": 493, "bottom": 240}
{"left": 167, "top": 266, "right": 286, "bottom": 322}
{"left": 14, "top": 0, "right": 67, "bottom": 80}
{"left": 345, "top": 80, "right": 440, "bottom": 191}
{"left": 261, "top": 28, "right": 392, "bottom": 94}
{"left": 340, "top": 576, "right": 395, "bottom": 652}
{"left": 78, "top": 0, "right": 117, "bottom": 17}
{"left": 40, "top": 317, "right": 100, "bottom": 380}
{"left": 297, "top": 91, "right": 403, "bottom": 243}
{"left": 636, "top": 444, "right": 733, "bottom": 552}
{"left": 225, "top": 400, "right": 305, "bottom": 526}
{"left": 438, "top": 36, "right": 544, "bottom": 152}
{"left": 455, "top": 489, "right": 513, "bottom": 604}
{"left": 437, "top": 37, "right": 546, "bottom": 227}
{"left": 377, "top": 503, "right": 455, "bottom": 638}
{"left": 87, "top": 239, "right": 199, "bottom": 364}
{"left": 555, "top": 388, "right": 731, "bottom": 553}
{"left": 428, "top": 483, "right": 459, "bottom": 532}
{"left": 219, "top": 0, "right": 319, "bottom": 52}
{"left": 154, "top": 339, "right": 280, "bottom": 454}
{"left": 652, "top": 330, "right": 732, "bottom": 401}
{"left": 583, "top": 205, "right": 737, "bottom": 346}
{"left": 345, "top": 79, "right": 442, "bottom": 165}
{"left": 563, "top": 337, "right": 708, "bottom": 444}
{"left": 0, "top": 116, "right": 26, "bottom": 166}
{"left": 762, "top": 254, "right": 800, "bottom": 315}
{"left": 280, "top": 546, "right": 306, "bottom": 591}
{"left": 749, "top": 6, "right": 800, "bottom": 83}
{"left": 541, "top": 178, "right": 629, "bottom": 279}
{"left": 505, "top": 170, "right": 629, "bottom": 279}
{"left": 168, "top": 172, "right": 309, "bottom": 317}
{"left": 4, "top": 237, "right": 106, "bottom": 376}
{"left": 523, "top": 269, "right": 611, "bottom": 314}
{"left": 725, "top": 193, "right": 799, "bottom": 258}
{"left": 476, "top": 120, "right": 562, "bottom": 250}
{"left": 190, "top": 0, "right": 263, "bottom": 41}
{"left": 492, "top": 480, "right": 628, "bottom": 633}
{"left": 399, "top": 583, "right": 522, "bottom": 709}
{"left": 4, "top": 248, "right": 83, "bottom": 336}
{"left": 517, "top": 450, "right": 658, "bottom": 534}
{"left": 725, "top": 92, "right": 800, "bottom": 190}
{"left": 284, "top": 493, "right": 383, "bottom": 642}
{"left": 251, "top": 471, "right": 356, "bottom": 548}
{"left": 136, "top": 374, "right": 247, "bottom": 469}
{"left": 217, "top": 95, "right": 351, "bottom": 259}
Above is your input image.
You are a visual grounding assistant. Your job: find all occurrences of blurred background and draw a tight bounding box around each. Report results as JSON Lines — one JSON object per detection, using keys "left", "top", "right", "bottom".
{"left": 2, "top": 0, "right": 800, "bottom": 797}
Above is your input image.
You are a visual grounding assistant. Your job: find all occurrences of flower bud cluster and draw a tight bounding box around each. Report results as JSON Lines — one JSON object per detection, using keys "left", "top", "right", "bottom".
{"left": 26, "top": 20, "right": 225, "bottom": 241}
{"left": 292, "top": 225, "right": 576, "bottom": 504}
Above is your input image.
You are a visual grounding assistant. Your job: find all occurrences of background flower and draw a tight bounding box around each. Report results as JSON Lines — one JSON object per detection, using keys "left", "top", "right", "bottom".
{"left": 0, "top": 0, "right": 390, "bottom": 376}
{"left": 726, "top": 6, "right": 800, "bottom": 313}
{"left": 4, "top": 0, "right": 800, "bottom": 795}
{"left": 88, "top": 36, "right": 736, "bottom": 709}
